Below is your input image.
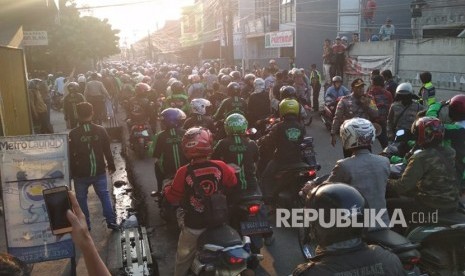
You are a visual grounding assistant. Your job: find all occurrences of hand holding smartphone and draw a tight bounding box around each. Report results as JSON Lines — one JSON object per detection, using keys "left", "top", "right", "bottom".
{"left": 43, "top": 186, "right": 73, "bottom": 235}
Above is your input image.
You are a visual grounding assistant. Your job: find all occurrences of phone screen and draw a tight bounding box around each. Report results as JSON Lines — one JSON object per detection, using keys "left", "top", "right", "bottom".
{"left": 43, "top": 189, "right": 72, "bottom": 231}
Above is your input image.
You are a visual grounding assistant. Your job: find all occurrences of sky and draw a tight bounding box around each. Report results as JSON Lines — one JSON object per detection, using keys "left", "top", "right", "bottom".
{"left": 75, "top": 0, "right": 194, "bottom": 47}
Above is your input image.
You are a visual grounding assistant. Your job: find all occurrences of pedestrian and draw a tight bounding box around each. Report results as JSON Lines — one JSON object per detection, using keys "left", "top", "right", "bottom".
{"left": 63, "top": 82, "right": 86, "bottom": 129}
{"left": 69, "top": 102, "right": 119, "bottom": 230}
{"left": 381, "top": 69, "right": 398, "bottom": 99}
{"left": 309, "top": 64, "right": 322, "bottom": 112}
{"left": 418, "top": 71, "right": 437, "bottom": 108}
{"left": 84, "top": 72, "right": 111, "bottom": 125}
{"left": 331, "top": 78, "right": 379, "bottom": 157}
{"left": 331, "top": 37, "right": 346, "bottom": 79}
{"left": 362, "top": 0, "right": 377, "bottom": 41}
{"left": 322, "top": 39, "right": 333, "bottom": 89}
{"left": 379, "top": 18, "right": 395, "bottom": 41}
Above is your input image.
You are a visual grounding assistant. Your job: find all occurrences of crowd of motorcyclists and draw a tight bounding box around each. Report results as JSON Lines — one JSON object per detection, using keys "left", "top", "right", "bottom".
{"left": 26, "top": 60, "right": 465, "bottom": 275}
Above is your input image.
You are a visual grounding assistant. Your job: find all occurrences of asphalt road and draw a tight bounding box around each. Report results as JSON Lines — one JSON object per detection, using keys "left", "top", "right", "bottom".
{"left": 127, "top": 111, "right": 382, "bottom": 276}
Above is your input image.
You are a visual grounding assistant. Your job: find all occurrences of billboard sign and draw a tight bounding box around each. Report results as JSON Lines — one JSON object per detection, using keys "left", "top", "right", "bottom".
{"left": 23, "top": 31, "right": 48, "bottom": 46}
{"left": 0, "top": 134, "right": 74, "bottom": 263}
{"left": 265, "top": 30, "right": 293, "bottom": 48}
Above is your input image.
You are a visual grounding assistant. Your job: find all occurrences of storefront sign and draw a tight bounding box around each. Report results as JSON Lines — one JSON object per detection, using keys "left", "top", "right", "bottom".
{"left": 345, "top": 55, "right": 393, "bottom": 75}
{"left": 0, "top": 134, "right": 74, "bottom": 263}
{"left": 265, "top": 30, "right": 293, "bottom": 48}
{"left": 23, "top": 31, "right": 48, "bottom": 46}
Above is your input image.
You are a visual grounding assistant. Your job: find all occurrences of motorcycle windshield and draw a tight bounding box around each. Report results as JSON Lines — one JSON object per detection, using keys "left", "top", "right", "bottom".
{"left": 225, "top": 247, "right": 250, "bottom": 260}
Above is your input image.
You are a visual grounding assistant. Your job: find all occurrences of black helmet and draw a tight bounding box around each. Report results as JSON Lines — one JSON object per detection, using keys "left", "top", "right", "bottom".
{"left": 170, "top": 81, "right": 184, "bottom": 94}
{"left": 27, "top": 78, "right": 42, "bottom": 90}
{"left": 279, "top": 85, "right": 296, "bottom": 100}
{"left": 305, "top": 183, "right": 367, "bottom": 247}
{"left": 227, "top": 82, "right": 241, "bottom": 97}
{"left": 67, "top": 82, "right": 80, "bottom": 93}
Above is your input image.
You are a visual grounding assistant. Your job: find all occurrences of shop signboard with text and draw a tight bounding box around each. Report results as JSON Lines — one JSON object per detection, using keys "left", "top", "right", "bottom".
{"left": 265, "top": 30, "right": 294, "bottom": 48}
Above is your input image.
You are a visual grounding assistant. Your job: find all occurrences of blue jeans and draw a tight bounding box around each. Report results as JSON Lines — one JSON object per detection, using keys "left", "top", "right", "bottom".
{"left": 74, "top": 173, "right": 116, "bottom": 227}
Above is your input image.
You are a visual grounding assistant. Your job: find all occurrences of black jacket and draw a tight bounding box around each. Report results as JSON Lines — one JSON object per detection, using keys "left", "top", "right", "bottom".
{"left": 69, "top": 122, "right": 115, "bottom": 178}
{"left": 247, "top": 90, "right": 271, "bottom": 126}
{"left": 152, "top": 127, "right": 187, "bottom": 178}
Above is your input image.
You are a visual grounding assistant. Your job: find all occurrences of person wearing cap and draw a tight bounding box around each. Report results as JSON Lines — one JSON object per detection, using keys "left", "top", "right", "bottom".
{"left": 331, "top": 78, "right": 379, "bottom": 157}
{"left": 331, "top": 37, "right": 346, "bottom": 78}
{"left": 379, "top": 18, "right": 395, "bottom": 40}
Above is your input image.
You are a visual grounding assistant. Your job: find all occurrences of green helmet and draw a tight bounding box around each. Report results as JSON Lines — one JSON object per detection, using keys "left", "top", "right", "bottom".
{"left": 279, "top": 98, "right": 300, "bottom": 117}
{"left": 224, "top": 113, "right": 248, "bottom": 135}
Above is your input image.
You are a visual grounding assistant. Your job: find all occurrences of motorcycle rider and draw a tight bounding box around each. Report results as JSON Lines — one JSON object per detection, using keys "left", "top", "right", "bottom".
{"left": 84, "top": 72, "right": 111, "bottom": 124}
{"left": 152, "top": 108, "right": 188, "bottom": 193}
{"left": 241, "top": 73, "right": 256, "bottom": 100}
{"left": 260, "top": 98, "right": 306, "bottom": 204}
{"left": 247, "top": 78, "right": 271, "bottom": 131}
{"left": 331, "top": 78, "right": 378, "bottom": 158}
{"left": 162, "top": 81, "right": 190, "bottom": 114}
{"left": 324, "top": 76, "right": 349, "bottom": 106}
{"left": 164, "top": 127, "right": 237, "bottom": 276}
{"left": 183, "top": 98, "right": 215, "bottom": 131}
{"left": 63, "top": 82, "right": 86, "bottom": 129}
{"left": 387, "top": 117, "right": 460, "bottom": 226}
{"left": 386, "top": 82, "right": 424, "bottom": 141}
{"left": 128, "top": 83, "right": 151, "bottom": 125}
{"left": 326, "top": 118, "right": 390, "bottom": 230}
{"left": 293, "top": 183, "right": 404, "bottom": 275}
{"left": 213, "top": 82, "right": 248, "bottom": 122}
{"left": 366, "top": 75, "right": 393, "bottom": 148}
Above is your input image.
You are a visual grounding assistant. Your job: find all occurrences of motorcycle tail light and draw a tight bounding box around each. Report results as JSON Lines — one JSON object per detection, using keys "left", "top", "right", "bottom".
{"left": 269, "top": 117, "right": 275, "bottom": 124}
{"left": 308, "top": 170, "right": 316, "bottom": 178}
{"left": 138, "top": 125, "right": 144, "bottom": 131}
{"left": 248, "top": 204, "right": 260, "bottom": 215}
{"left": 403, "top": 256, "right": 420, "bottom": 270}
{"left": 228, "top": 256, "right": 244, "bottom": 264}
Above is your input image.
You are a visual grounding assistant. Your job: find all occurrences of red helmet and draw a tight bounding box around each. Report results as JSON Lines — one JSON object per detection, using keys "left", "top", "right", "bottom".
{"left": 412, "top": 117, "right": 444, "bottom": 147}
{"left": 449, "top": 94, "right": 465, "bottom": 121}
{"left": 182, "top": 127, "right": 213, "bottom": 159}
{"left": 135, "top": 82, "right": 151, "bottom": 95}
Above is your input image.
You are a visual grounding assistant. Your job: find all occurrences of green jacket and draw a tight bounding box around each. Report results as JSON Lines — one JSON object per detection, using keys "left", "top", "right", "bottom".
{"left": 389, "top": 146, "right": 459, "bottom": 209}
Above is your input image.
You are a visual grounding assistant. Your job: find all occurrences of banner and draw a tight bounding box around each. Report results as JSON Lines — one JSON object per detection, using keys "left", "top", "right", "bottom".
{"left": 23, "top": 31, "right": 48, "bottom": 46}
{"left": 345, "top": 55, "right": 393, "bottom": 75}
{"left": 265, "top": 30, "right": 293, "bottom": 48}
{"left": 0, "top": 134, "right": 74, "bottom": 263}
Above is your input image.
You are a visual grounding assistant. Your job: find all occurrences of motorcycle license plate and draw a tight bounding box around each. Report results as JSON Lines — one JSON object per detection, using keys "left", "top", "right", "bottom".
{"left": 240, "top": 217, "right": 271, "bottom": 236}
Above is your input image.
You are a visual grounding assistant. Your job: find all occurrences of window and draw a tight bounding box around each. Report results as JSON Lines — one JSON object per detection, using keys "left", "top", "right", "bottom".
{"left": 339, "top": 0, "right": 360, "bottom": 12}
{"left": 339, "top": 15, "right": 359, "bottom": 32}
{"left": 280, "top": 0, "right": 295, "bottom": 24}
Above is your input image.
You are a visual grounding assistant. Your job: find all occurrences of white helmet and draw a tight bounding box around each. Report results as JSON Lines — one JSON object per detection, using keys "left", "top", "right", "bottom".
{"left": 253, "top": 78, "right": 265, "bottom": 92}
{"left": 78, "top": 75, "right": 87, "bottom": 83}
{"left": 190, "top": 98, "right": 211, "bottom": 115}
{"left": 340, "top": 118, "right": 376, "bottom": 149}
{"left": 395, "top": 82, "right": 414, "bottom": 96}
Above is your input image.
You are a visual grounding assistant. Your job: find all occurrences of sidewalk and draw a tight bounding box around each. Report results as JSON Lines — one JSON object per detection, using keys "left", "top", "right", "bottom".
{"left": 0, "top": 109, "right": 120, "bottom": 276}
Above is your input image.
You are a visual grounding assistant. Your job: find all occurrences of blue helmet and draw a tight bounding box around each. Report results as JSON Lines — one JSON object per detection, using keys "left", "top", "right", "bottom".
{"left": 160, "top": 108, "right": 186, "bottom": 128}
{"left": 371, "top": 35, "right": 380, "bottom": 42}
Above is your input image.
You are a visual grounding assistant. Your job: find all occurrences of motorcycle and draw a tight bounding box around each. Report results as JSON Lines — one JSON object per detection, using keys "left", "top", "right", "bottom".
{"left": 298, "top": 175, "right": 423, "bottom": 276}
{"left": 127, "top": 119, "right": 151, "bottom": 159}
{"left": 50, "top": 89, "right": 63, "bottom": 111}
{"left": 230, "top": 189, "right": 272, "bottom": 269}
{"left": 320, "top": 97, "right": 341, "bottom": 131}
{"left": 190, "top": 224, "right": 263, "bottom": 275}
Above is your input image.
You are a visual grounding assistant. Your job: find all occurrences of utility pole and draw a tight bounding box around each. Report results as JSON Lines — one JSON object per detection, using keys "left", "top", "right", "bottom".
{"left": 224, "top": 0, "right": 234, "bottom": 67}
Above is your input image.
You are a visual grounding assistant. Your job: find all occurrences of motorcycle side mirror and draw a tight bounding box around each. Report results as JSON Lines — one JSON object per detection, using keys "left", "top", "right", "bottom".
{"left": 396, "top": 129, "right": 405, "bottom": 137}
{"left": 246, "top": 128, "right": 257, "bottom": 135}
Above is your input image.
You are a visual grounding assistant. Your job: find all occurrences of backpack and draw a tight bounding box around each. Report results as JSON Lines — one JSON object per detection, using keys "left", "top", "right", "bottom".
{"left": 186, "top": 163, "right": 229, "bottom": 228}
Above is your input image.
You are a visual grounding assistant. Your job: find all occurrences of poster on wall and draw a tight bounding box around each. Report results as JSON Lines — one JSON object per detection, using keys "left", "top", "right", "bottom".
{"left": 345, "top": 55, "right": 393, "bottom": 75}
{"left": 0, "top": 134, "right": 74, "bottom": 263}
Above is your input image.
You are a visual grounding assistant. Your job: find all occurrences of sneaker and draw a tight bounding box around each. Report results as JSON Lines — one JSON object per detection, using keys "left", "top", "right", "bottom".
{"left": 107, "top": 222, "right": 120, "bottom": 231}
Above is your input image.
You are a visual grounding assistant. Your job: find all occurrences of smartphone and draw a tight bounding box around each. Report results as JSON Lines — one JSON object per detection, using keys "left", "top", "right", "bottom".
{"left": 43, "top": 186, "right": 73, "bottom": 235}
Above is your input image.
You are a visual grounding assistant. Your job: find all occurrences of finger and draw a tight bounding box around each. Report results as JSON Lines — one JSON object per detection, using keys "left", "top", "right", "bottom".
{"left": 68, "top": 191, "right": 84, "bottom": 218}
{"left": 66, "top": 209, "right": 80, "bottom": 227}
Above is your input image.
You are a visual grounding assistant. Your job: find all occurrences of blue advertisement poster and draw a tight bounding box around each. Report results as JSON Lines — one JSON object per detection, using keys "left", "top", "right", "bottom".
{"left": 0, "top": 134, "right": 74, "bottom": 263}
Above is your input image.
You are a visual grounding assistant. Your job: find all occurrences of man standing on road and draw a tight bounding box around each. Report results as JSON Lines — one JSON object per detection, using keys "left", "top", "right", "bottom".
{"left": 331, "top": 78, "right": 378, "bottom": 157}
{"left": 84, "top": 72, "right": 111, "bottom": 124}
{"left": 69, "top": 102, "right": 119, "bottom": 230}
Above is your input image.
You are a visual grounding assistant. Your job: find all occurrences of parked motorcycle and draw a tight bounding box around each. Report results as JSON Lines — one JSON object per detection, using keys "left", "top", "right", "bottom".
{"left": 127, "top": 119, "right": 151, "bottom": 159}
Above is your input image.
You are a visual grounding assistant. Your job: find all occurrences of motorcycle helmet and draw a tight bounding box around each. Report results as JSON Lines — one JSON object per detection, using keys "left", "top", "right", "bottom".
{"left": 395, "top": 82, "right": 414, "bottom": 96}
{"left": 279, "top": 98, "right": 300, "bottom": 118}
{"left": 305, "top": 182, "right": 367, "bottom": 247}
{"left": 160, "top": 108, "right": 186, "bottom": 128}
{"left": 229, "top": 70, "right": 241, "bottom": 80}
{"left": 77, "top": 75, "right": 87, "bottom": 83}
{"left": 244, "top": 74, "right": 256, "bottom": 84}
{"left": 190, "top": 98, "right": 211, "bottom": 115}
{"left": 340, "top": 117, "right": 376, "bottom": 150}
{"left": 135, "top": 82, "right": 151, "bottom": 96}
{"left": 412, "top": 116, "right": 444, "bottom": 147}
{"left": 224, "top": 113, "right": 248, "bottom": 135}
{"left": 221, "top": 75, "right": 232, "bottom": 86}
{"left": 27, "top": 78, "right": 42, "bottom": 90}
{"left": 170, "top": 81, "right": 185, "bottom": 94}
{"left": 253, "top": 78, "right": 265, "bottom": 92}
{"left": 67, "top": 82, "right": 80, "bottom": 93}
{"left": 182, "top": 127, "right": 214, "bottom": 159}
{"left": 332, "top": 76, "right": 342, "bottom": 83}
{"left": 227, "top": 82, "right": 241, "bottom": 97}
{"left": 448, "top": 94, "right": 465, "bottom": 121}
{"left": 142, "top": 76, "right": 152, "bottom": 84}
{"left": 279, "top": 86, "right": 297, "bottom": 99}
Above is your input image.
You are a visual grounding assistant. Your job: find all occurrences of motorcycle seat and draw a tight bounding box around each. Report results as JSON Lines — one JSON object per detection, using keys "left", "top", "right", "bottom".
{"left": 238, "top": 190, "right": 263, "bottom": 202}
{"left": 437, "top": 211, "right": 465, "bottom": 226}
{"left": 363, "top": 229, "right": 417, "bottom": 252}
{"left": 197, "top": 224, "right": 243, "bottom": 250}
